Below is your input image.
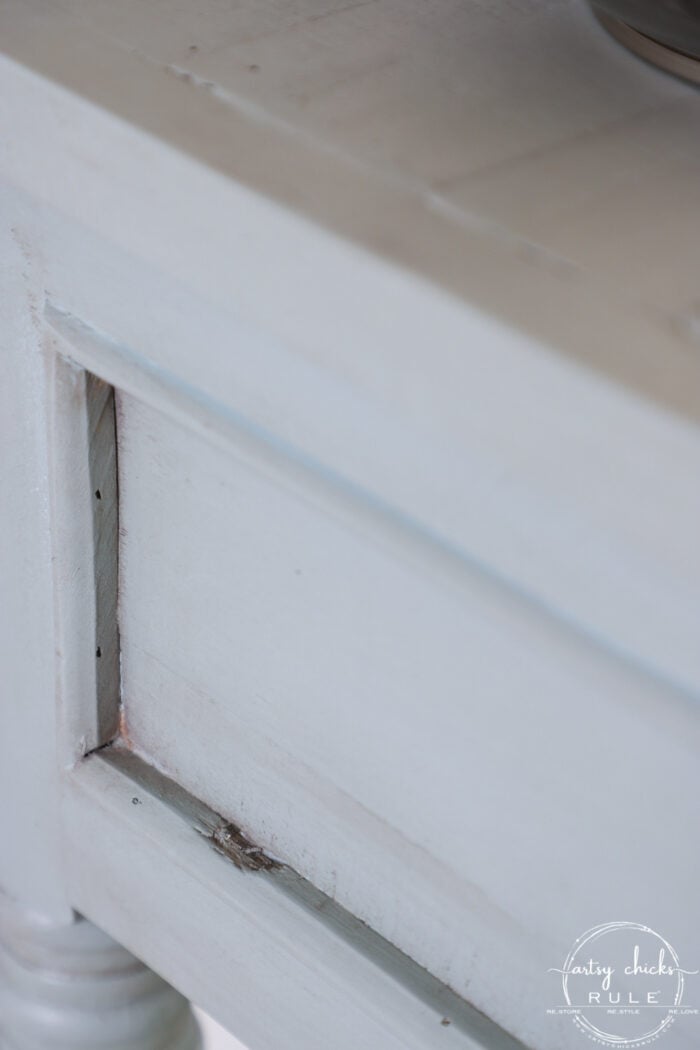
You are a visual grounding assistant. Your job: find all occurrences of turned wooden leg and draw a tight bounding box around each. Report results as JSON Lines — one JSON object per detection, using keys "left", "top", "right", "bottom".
{"left": 0, "top": 898, "right": 201, "bottom": 1050}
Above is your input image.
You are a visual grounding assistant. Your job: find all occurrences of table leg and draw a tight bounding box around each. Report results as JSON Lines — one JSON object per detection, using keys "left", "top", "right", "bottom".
{"left": 0, "top": 896, "right": 201, "bottom": 1049}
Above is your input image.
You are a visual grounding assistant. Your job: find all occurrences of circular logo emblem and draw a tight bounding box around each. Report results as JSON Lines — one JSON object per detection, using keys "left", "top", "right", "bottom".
{"left": 549, "top": 922, "right": 698, "bottom": 1046}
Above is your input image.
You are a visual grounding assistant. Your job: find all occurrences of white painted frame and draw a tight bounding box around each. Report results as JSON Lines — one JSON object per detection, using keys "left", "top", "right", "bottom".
{"left": 2, "top": 5, "right": 700, "bottom": 1049}
{"left": 39, "top": 330, "right": 523, "bottom": 1050}
{"left": 42, "top": 292, "right": 700, "bottom": 1050}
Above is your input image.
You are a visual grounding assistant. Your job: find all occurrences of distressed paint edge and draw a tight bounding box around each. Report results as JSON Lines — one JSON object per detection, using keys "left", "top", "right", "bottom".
{"left": 65, "top": 746, "right": 529, "bottom": 1050}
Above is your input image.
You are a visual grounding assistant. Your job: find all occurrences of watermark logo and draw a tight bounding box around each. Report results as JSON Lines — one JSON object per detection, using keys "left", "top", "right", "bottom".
{"left": 547, "top": 922, "right": 698, "bottom": 1046}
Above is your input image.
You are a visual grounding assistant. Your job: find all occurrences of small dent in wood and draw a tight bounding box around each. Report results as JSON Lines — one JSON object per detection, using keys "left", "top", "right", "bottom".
{"left": 95, "top": 488, "right": 102, "bottom": 500}
{"left": 205, "top": 821, "right": 281, "bottom": 873}
{"left": 96, "top": 646, "right": 102, "bottom": 658}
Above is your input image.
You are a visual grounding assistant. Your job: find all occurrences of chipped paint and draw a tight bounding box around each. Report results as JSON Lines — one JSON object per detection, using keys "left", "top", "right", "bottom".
{"left": 206, "top": 821, "right": 281, "bottom": 872}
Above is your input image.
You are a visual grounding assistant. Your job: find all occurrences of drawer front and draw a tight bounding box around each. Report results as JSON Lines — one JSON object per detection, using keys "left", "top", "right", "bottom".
{"left": 116, "top": 388, "right": 700, "bottom": 1032}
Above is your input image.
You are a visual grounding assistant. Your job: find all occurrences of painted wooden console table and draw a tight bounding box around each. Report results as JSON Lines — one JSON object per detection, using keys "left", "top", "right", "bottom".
{"left": 1, "top": 1, "right": 699, "bottom": 1048}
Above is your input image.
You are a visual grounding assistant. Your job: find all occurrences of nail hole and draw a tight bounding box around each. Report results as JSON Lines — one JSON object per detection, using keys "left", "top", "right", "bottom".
{"left": 95, "top": 489, "right": 102, "bottom": 500}
{"left": 96, "top": 646, "right": 102, "bottom": 658}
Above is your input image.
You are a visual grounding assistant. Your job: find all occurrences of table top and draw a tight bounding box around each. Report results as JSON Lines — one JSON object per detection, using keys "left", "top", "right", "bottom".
{"left": 3, "top": 0, "right": 700, "bottom": 420}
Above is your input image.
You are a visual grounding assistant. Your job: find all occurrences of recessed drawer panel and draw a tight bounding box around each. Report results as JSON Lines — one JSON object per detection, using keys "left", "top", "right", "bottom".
{"left": 116, "top": 388, "right": 700, "bottom": 1023}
